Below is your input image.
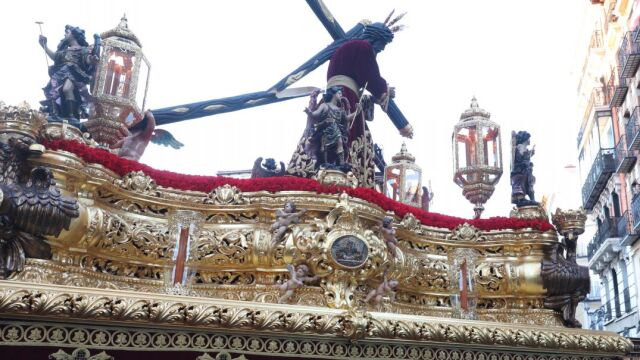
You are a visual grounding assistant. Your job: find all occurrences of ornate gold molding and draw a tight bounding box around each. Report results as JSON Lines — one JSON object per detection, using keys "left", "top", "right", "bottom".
{"left": 0, "top": 281, "right": 631, "bottom": 355}
{"left": 0, "top": 319, "right": 619, "bottom": 360}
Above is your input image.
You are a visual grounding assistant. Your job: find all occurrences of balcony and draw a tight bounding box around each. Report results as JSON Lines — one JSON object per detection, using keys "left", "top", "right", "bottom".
{"left": 626, "top": 107, "right": 640, "bottom": 150}
{"left": 618, "top": 210, "right": 639, "bottom": 246}
{"left": 617, "top": 31, "right": 640, "bottom": 78}
{"left": 615, "top": 136, "right": 636, "bottom": 173}
{"left": 588, "top": 217, "right": 622, "bottom": 271}
{"left": 582, "top": 149, "right": 616, "bottom": 210}
{"left": 608, "top": 68, "right": 628, "bottom": 108}
{"left": 588, "top": 217, "right": 619, "bottom": 259}
{"left": 633, "top": 194, "right": 640, "bottom": 231}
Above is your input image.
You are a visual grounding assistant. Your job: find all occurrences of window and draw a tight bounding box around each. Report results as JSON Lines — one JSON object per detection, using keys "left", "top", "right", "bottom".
{"left": 612, "top": 268, "right": 622, "bottom": 318}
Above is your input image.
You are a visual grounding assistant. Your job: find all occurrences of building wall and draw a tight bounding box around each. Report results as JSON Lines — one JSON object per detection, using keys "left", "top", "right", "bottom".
{"left": 577, "top": 0, "right": 640, "bottom": 336}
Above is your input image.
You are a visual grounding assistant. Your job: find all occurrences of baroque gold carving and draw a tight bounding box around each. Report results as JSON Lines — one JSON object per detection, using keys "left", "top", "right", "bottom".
{"left": 399, "top": 213, "right": 420, "bottom": 231}
{"left": 197, "top": 353, "right": 247, "bottom": 360}
{"left": 291, "top": 193, "right": 391, "bottom": 308}
{"left": 204, "top": 184, "right": 247, "bottom": 205}
{"left": 0, "top": 281, "right": 632, "bottom": 355}
{"left": 314, "top": 168, "right": 358, "bottom": 188}
{"left": 96, "top": 213, "right": 172, "bottom": 260}
{"left": 476, "top": 263, "right": 506, "bottom": 293}
{"left": 114, "top": 170, "right": 160, "bottom": 196}
{"left": 192, "top": 230, "right": 252, "bottom": 265}
{"left": 348, "top": 131, "right": 376, "bottom": 188}
{"left": 404, "top": 258, "right": 449, "bottom": 292}
{"left": 447, "top": 223, "right": 487, "bottom": 242}
{"left": 49, "top": 348, "right": 113, "bottom": 360}
{"left": 0, "top": 319, "right": 620, "bottom": 359}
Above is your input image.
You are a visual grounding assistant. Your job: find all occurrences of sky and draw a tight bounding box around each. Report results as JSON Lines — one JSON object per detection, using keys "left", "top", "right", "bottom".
{"left": 0, "top": 0, "right": 589, "bottom": 219}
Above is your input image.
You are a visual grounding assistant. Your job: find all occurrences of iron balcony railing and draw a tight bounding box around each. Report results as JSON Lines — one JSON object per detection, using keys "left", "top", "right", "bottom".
{"left": 617, "top": 211, "right": 631, "bottom": 239}
{"left": 618, "top": 31, "right": 640, "bottom": 78}
{"left": 582, "top": 149, "right": 616, "bottom": 210}
{"left": 609, "top": 67, "right": 628, "bottom": 108}
{"left": 633, "top": 195, "right": 640, "bottom": 230}
{"left": 619, "top": 210, "right": 640, "bottom": 246}
{"left": 587, "top": 217, "right": 619, "bottom": 261}
{"left": 615, "top": 135, "right": 636, "bottom": 173}
{"left": 627, "top": 107, "right": 640, "bottom": 150}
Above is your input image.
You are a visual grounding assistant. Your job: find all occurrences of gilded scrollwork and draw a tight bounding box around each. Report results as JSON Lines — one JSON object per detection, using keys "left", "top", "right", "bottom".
{"left": 95, "top": 213, "right": 172, "bottom": 260}
{"left": 81, "top": 256, "right": 163, "bottom": 280}
{"left": 114, "top": 170, "right": 161, "bottom": 197}
{"left": 404, "top": 258, "right": 449, "bottom": 292}
{"left": 192, "top": 230, "right": 252, "bottom": 265}
{"left": 193, "top": 271, "right": 256, "bottom": 285}
{"left": 348, "top": 131, "right": 375, "bottom": 188}
{"left": 0, "top": 282, "right": 634, "bottom": 355}
{"left": 447, "top": 223, "right": 487, "bottom": 242}
{"left": 49, "top": 348, "right": 113, "bottom": 360}
{"left": 97, "top": 189, "right": 170, "bottom": 215}
{"left": 1, "top": 319, "right": 623, "bottom": 359}
{"left": 475, "top": 262, "right": 506, "bottom": 293}
{"left": 204, "top": 184, "right": 247, "bottom": 205}
{"left": 399, "top": 213, "right": 419, "bottom": 231}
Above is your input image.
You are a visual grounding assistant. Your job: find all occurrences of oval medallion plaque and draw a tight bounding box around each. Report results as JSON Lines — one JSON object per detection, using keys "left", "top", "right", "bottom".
{"left": 330, "top": 235, "right": 369, "bottom": 268}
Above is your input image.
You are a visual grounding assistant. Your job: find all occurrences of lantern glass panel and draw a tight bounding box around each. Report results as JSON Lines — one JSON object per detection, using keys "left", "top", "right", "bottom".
{"left": 482, "top": 125, "right": 500, "bottom": 168}
{"left": 102, "top": 48, "right": 136, "bottom": 99}
{"left": 136, "top": 57, "right": 150, "bottom": 111}
{"left": 385, "top": 167, "right": 401, "bottom": 200}
{"left": 456, "top": 126, "right": 478, "bottom": 169}
{"left": 404, "top": 169, "right": 421, "bottom": 203}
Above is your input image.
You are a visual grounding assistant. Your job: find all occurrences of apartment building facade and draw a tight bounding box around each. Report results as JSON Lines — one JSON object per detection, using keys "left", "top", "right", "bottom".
{"left": 578, "top": 0, "right": 640, "bottom": 336}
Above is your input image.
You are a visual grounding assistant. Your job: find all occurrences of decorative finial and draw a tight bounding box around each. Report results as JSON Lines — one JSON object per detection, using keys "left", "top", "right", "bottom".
{"left": 460, "top": 96, "right": 490, "bottom": 120}
{"left": 470, "top": 96, "right": 478, "bottom": 109}
{"left": 391, "top": 142, "right": 415, "bottom": 163}
{"left": 101, "top": 14, "right": 142, "bottom": 47}
{"left": 119, "top": 14, "right": 128, "bottom": 29}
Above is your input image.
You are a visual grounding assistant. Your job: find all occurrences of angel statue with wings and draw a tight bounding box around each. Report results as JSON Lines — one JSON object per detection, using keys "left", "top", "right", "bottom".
{"left": 278, "top": 263, "right": 319, "bottom": 303}
{"left": 114, "top": 111, "right": 183, "bottom": 161}
{"left": 510, "top": 131, "right": 537, "bottom": 206}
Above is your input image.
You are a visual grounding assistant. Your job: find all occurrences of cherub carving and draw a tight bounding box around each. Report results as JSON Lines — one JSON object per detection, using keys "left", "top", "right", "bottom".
{"left": 364, "top": 270, "right": 398, "bottom": 305}
{"left": 271, "top": 201, "right": 306, "bottom": 244}
{"left": 278, "top": 263, "right": 319, "bottom": 303}
{"left": 379, "top": 216, "right": 398, "bottom": 258}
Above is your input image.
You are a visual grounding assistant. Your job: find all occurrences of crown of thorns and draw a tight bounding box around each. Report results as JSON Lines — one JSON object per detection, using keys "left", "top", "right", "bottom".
{"left": 361, "top": 10, "right": 406, "bottom": 45}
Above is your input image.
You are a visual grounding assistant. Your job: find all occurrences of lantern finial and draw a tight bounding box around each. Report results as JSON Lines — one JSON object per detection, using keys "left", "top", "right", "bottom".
{"left": 460, "top": 96, "right": 491, "bottom": 120}
{"left": 391, "top": 142, "right": 415, "bottom": 163}
{"left": 119, "top": 14, "right": 129, "bottom": 29}
{"left": 101, "top": 14, "right": 142, "bottom": 47}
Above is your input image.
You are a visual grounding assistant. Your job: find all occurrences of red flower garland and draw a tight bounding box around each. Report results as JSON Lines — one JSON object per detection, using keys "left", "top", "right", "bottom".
{"left": 42, "top": 139, "right": 554, "bottom": 232}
